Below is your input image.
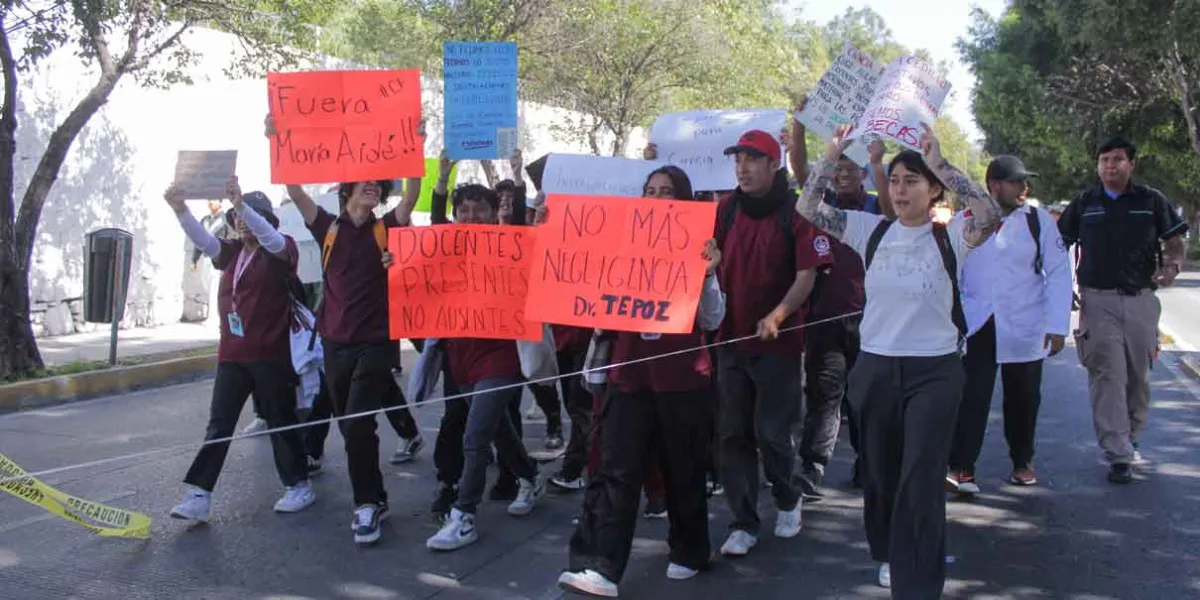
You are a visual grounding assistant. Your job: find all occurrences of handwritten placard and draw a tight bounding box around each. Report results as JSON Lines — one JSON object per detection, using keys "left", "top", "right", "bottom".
{"left": 387, "top": 224, "right": 540, "bottom": 341}
{"left": 267, "top": 70, "right": 425, "bottom": 185}
{"left": 649, "top": 109, "right": 787, "bottom": 192}
{"left": 173, "top": 151, "right": 238, "bottom": 199}
{"left": 542, "top": 154, "right": 663, "bottom": 198}
{"left": 443, "top": 42, "right": 519, "bottom": 160}
{"left": 850, "top": 56, "right": 951, "bottom": 151}
{"left": 798, "top": 43, "right": 884, "bottom": 165}
{"left": 525, "top": 195, "right": 717, "bottom": 334}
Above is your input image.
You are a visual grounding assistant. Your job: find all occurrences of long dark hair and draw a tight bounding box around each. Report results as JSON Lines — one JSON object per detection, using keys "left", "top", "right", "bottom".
{"left": 643, "top": 165, "right": 695, "bottom": 201}
{"left": 887, "top": 150, "right": 945, "bottom": 203}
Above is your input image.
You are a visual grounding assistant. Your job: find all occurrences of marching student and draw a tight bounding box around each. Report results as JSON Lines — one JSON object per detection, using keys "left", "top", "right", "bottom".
{"left": 947, "top": 155, "right": 1072, "bottom": 493}
{"left": 797, "top": 124, "right": 1001, "bottom": 596}
{"left": 712, "top": 129, "right": 832, "bottom": 558}
{"left": 265, "top": 115, "right": 423, "bottom": 546}
{"left": 558, "top": 166, "right": 724, "bottom": 597}
{"left": 166, "top": 178, "right": 313, "bottom": 523}
{"left": 425, "top": 184, "right": 549, "bottom": 552}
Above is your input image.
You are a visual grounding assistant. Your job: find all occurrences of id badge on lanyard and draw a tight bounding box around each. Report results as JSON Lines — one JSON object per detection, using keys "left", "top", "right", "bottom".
{"left": 228, "top": 249, "right": 255, "bottom": 338}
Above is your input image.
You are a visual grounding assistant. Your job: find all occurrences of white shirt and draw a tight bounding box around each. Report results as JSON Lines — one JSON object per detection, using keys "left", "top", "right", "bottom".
{"left": 843, "top": 211, "right": 970, "bottom": 357}
{"left": 956, "top": 205, "right": 1073, "bottom": 363}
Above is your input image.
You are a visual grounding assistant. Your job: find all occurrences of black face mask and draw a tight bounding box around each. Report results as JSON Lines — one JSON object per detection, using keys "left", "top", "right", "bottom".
{"left": 732, "top": 169, "right": 791, "bottom": 219}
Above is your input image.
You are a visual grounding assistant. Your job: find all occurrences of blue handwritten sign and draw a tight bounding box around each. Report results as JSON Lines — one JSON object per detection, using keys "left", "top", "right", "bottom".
{"left": 443, "top": 42, "right": 519, "bottom": 160}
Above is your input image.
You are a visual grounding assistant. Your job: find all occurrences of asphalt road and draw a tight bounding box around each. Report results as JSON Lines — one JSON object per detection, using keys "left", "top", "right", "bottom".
{"left": 2, "top": 344, "right": 1200, "bottom": 599}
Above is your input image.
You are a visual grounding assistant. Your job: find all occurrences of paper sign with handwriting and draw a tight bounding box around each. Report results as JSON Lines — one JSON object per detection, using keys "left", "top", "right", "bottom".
{"left": 850, "top": 56, "right": 951, "bottom": 152}
{"left": 387, "top": 225, "right": 540, "bottom": 341}
{"left": 443, "top": 42, "right": 519, "bottom": 160}
{"left": 526, "top": 195, "right": 717, "bottom": 334}
{"left": 798, "top": 43, "right": 885, "bottom": 165}
{"left": 173, "top": 151, "right": 238, "bottom": 200}
{"left": 267, "top": 70, "right": 425, "bottom": 185}
{"left": 649, "top": 109, "right": 787, "bottom": 191}
{"left": 542, "top": 154, "right": 663, "bottom": 198}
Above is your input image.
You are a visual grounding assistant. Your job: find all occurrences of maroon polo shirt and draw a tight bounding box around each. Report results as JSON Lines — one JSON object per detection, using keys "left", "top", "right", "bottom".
{"left": 306, "top": 208, "right": 403, "bottom": 344}
{"left": 445, "top": 338, "right": 523, "bottom": 388}
{"left": 807, "top": 233, "right": 865, "bottom": 322}
{"left": 551, "top": 325, "right": 591, "bottom": 354}
{"left": 214, "top": 237, "right": 299, "bottom": 363}
{"left": 717, "top": 209, "right": 832, "bottom": 355}
{"left": 607, "top": 326, "right": 712, "bottom": 393}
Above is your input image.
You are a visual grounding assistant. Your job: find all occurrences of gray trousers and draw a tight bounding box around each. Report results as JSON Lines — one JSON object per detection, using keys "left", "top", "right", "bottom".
{"left": 849, "top": 352, "right": 964, "bottom": 600}
{"left": 453, "top": 377, "right": 537, "bottom": 515}
{"left": 1075, "top": 287, "right": 1160, "bottom": 465}
{"left": 717, "top": 347, "right": 802, "bottom": 535}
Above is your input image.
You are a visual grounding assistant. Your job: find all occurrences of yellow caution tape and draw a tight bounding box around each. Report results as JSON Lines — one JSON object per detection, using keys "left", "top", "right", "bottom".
{"left": 0, "top": 453, "right": 151, "bottom": 539}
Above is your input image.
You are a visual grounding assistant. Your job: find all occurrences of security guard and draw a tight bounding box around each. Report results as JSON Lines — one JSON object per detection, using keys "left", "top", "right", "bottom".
{"left": 1057, "top": 135, "right": 1187, "bottom": 484}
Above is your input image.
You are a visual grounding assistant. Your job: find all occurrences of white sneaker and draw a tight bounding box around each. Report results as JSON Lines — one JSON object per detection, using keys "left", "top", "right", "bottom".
{"left": 242, "top": 417, "right": 268, "bottom": 434}
{"left": 558, "top": 570, "right": 619, "bottom": 597}
{"left": 508, "top": 474, "right": 547, "bottom": 516}
{"left": 719, "top": 530, "right": 758, "bottom": 557}
{"left": 169, "top": 488, "right": 211, "bottom": 522}
{"left": 273, "top": 481, "right": 316, "bottom": 513}
{"left": 878, "top": 563, "right": 891, "bottom": 588}
{"left": 774, "top": 501, "right": 803, "bottom": 538}
{"left": 666, "top": 563, "right": 699, "bottom": 580}
{"left": 426, "top": 508, "right": 479, "bottom": 551}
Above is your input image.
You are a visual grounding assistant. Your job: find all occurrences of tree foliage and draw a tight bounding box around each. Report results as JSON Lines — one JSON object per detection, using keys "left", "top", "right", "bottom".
{"left": 0, "top": 0, "right": 335, "bottom": 381}
{"left": 960, "top": 0, "right": 1200, "bottom": 211}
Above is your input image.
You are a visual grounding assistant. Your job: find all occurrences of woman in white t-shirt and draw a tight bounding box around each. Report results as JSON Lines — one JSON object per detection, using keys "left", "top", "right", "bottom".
{"left": 795, "top": 124, "right": 1001, "bottom": 598}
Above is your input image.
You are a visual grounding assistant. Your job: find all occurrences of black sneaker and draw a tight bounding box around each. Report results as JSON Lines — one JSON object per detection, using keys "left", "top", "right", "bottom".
{"left": 544, "top": 433, "right": 565, "bottom": 451}
{"left": 643, "top": 496, "right": 668, "bottom": 519}
{"left": 798, "top": 463, "right": 825, "bottom": 501}
{"left": 1107, "top": 463, "right": 1133, "bottom": 484}
{"left": 353, "top": 502, "right": 388, "bottom": 546}
{"left": 305, "top": 455, "right": 323, "bottom": 476}
{"left": 489, "top": 476, "right": 519, "bottom": 501}
{"left": 390, "top": 434, "right": 424, "bottom": 465}
{"left": 431, "top": 484, "right": 458, "bottom": 523}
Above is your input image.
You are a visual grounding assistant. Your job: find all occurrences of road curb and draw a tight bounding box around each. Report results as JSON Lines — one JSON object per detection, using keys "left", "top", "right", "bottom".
{"left": 1177, "top": 353, "right": 1200, "bottom": 381}
{"left": 0, "top": 354, "right": 217, "bottom": 413}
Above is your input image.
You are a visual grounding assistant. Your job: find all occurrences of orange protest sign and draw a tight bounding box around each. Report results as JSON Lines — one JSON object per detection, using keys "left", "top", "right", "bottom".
{"left": 387, "top": 225, "right": 541, "bottom": 341}
{"left": 526, "top": 195, "right": 717, "bottom": 334}
{"left": 267, "top": 70, "right": 425, "bottom": 185}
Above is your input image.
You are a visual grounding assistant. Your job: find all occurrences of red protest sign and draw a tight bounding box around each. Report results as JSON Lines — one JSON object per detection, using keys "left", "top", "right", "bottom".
{"left": 525, "top": 195, "right": 717, "bottom": 334}
{"left": 387, "top": 225, "right": 541, "bottom": 341}
{"left": 267, "top": 70, "right": 425, "bottom": 184}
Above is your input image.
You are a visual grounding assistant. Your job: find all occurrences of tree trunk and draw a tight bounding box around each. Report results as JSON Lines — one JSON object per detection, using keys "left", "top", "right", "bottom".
{"left": 0, "top": 259, "right": 40, "bottom": 380}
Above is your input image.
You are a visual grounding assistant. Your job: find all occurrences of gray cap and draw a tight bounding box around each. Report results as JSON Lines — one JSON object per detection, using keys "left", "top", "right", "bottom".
{"left": 986, "top": 155, "right": 1038, "bottom": 183}
{"left": 226, "top": 191, "right": 278, "bottom": 228}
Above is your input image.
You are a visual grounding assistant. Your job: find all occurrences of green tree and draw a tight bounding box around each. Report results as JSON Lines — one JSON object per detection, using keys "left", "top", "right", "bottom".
{"left": 0, "top": 0, "right": 335, "bottom": 381}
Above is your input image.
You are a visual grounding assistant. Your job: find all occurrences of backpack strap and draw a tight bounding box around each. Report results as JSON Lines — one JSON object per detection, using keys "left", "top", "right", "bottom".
{"left": 1026, "top": 207, "right": 1043, "bottom": 274}
{"left": 715, "top": 196, "right": 739, "bottom": 250}
{"left": 864, "top": 218, "right": 895, "bottom": 270}
{"left": 320, "top": 221, "right": 340, "bottom": 271}
{"left": 373, "top": 219, "right": 388, "bottom": 254}
{"left": 931, "top": 222, "right": 968, "bottom": 352}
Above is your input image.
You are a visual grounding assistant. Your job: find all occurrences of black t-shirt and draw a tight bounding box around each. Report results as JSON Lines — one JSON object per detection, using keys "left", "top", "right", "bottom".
{"left": 1058, "top": 183, "right": 1188, "bottom": 292}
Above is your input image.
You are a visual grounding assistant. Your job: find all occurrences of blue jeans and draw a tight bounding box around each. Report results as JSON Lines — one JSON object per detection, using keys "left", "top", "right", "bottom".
{"left": 453, "top": 377, "right": 538, "bottom": 514}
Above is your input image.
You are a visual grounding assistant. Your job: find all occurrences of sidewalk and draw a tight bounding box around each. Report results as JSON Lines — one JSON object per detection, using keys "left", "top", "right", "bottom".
{"left": 36, "top": 321, "right": 220, "bottom": 367}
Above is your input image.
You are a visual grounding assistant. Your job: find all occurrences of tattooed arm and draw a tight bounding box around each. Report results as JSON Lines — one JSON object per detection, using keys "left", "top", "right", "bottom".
{"left": 919, "top": 123, "right": 1001, "bottom": 249}
{"left": 794, "top": 125, "right": 853, "bottom": 239}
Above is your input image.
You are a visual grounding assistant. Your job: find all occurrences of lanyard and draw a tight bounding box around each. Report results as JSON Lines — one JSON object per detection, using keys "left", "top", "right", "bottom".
{"left": 231, "top": 247, "right": 256, "bottom": 303}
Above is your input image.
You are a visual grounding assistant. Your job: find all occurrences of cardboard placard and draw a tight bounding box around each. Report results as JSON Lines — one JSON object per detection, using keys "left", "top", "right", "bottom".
{"left": 173, "top": 151, "right": 238, "bottom": 200}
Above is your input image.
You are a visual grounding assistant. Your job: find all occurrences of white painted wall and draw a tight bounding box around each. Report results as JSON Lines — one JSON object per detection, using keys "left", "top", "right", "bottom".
{"left": 18, "top": 26, "right": 645, "bottom": 337}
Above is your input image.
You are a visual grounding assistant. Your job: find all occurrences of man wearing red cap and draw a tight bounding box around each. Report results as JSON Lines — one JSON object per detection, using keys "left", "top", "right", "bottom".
{"left": 712, "top": 129, "right": 833, "bottom": 557}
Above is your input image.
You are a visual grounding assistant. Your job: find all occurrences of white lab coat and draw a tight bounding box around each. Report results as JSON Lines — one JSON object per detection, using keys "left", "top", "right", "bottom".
{"left": 956, "top": 205, "right": 1074, "bottom": 363}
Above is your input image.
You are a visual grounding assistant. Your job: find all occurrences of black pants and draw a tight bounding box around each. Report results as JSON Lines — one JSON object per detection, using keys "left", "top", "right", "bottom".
{"left": 950, "top": 318, "right": 1044, "bottom": 473}
{"left": 324, "top": 340, "right": 396, "bottom": 506}
{"left": 530, "top": 382, "right": 564, "bottom": 436}
{"left": 558, "top": 348, "right": 592, "bottom": 479}
{"left": 850, "top": 352, "right": 964, "bottom": 600}
{"left": 303, "top": 372, "right": 418, "bottom": 460}
{"left": 569, "top": 389, "right": 712, "bottom": 583}
{"left": 184, "top": 361, "right": 307, "bottom": 491}
{"left": 800, "top": 316, "right": 862, "bottom": 466}
{"left": 717, "top": 347, "right": 802, "bottom": 534}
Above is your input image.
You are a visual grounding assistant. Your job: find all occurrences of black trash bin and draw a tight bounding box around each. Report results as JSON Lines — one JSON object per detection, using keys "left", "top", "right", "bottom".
{"left": 83, "top": 228, "right": 133, "bottom": 324}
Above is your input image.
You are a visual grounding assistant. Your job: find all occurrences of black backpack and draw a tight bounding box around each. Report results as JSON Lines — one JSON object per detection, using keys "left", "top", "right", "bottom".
{"left": 864, "top": 220, "right": 967, "bottom": 352}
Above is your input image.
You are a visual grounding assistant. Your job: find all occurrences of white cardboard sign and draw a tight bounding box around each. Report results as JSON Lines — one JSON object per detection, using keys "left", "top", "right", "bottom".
{"left": 850, "top": 56, "right": 952, "bottom": 152}
{"left": 797, "top": 44, "right": 885, "bottom": 165}
{"left": 649, "top": 109, "right": 787, "bottom": 192}
{"left": 541, "top": 154, "right": 664, "bottom": 198}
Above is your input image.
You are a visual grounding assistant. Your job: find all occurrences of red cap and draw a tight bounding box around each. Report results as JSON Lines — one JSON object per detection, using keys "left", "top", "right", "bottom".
{"left": 723, "top": 129, "right": 781, "bottom": 162}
